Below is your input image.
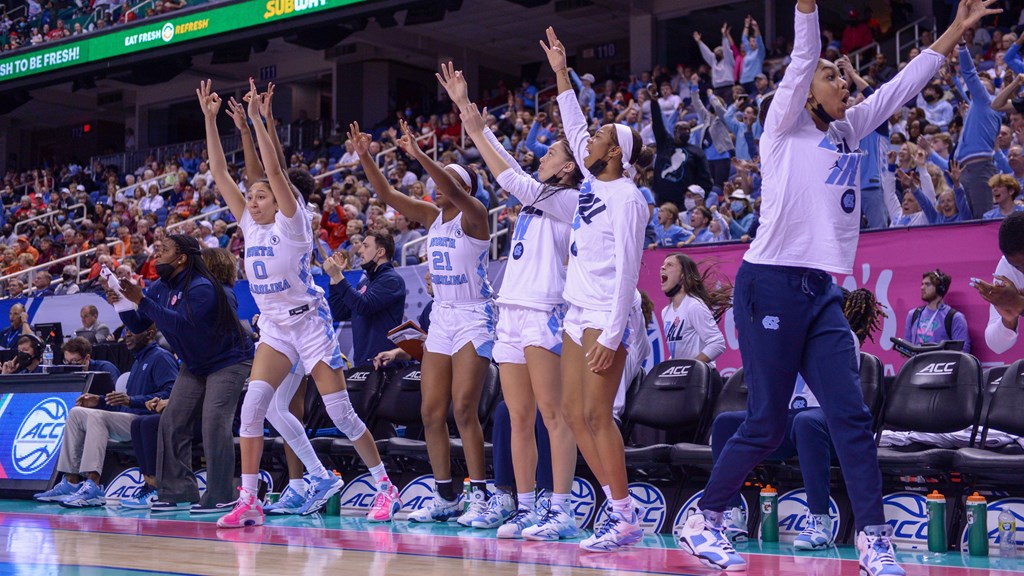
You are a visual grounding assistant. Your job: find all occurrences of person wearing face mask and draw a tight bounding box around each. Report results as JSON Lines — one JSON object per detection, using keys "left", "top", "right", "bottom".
{"left": 324, "top": 230, "right": 406, "bottom": 365}
{"left": 1, "top": 334, "right": 43, "bottom": 374}
{"left": 659, "top": 253, "right": 730, "bottom": 364}
{"left": 915, "top": 84, "right": 954, "bottom": 130}
{"left": 723, "top": 190, "right": 755, "bottom": 238}
{"left": 53, "top": 264, "right": 81, "bottom": 295}
{"left": 678, "top": 1, "right": 999, "bottom": 573}
{"left": 647, "top": 87, "right": 713, "bottom": 207}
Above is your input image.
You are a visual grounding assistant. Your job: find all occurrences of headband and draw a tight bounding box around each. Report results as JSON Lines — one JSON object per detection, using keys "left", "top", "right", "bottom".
{"left": 445, "top": 164, "right": 472, "bottom": 189}
{"left": 614, "top": 124, "right": 636, "bottom": 179}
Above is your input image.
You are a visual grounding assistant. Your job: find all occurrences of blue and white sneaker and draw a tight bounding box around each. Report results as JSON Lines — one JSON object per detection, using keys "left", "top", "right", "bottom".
{"left": 678, "top": 511, "right": 747, "bottom": 571}
{"left": 121, "top": 487, "right": 158, "bottom": 510}
{"left": 457, "top": 487, "right": 489, "bottom": 527}
{"left": 150, "top": 500, "right": 193, "bottom": 513}
{"left": 265, "top": 486, "right": 305, "bottom": 515}
{"left": 496, "top": 506, "right": 540, "bottom": 539}
{"left": 58, "top": 479, "right": 105, "bottom": 508}
{"left": 471, "top": 491, "right": 515, "bottom": 529}
{"left": 724, "top": 506, "right": 749, "bottom": 543}
{"left": 857, "top": 524, "right": 905, "bottom": 576}
{"left": 579, "top": 509, "right": 643, "bottom": 552}
{"left": 522, "top": 502, "right": 580, "bottom": 541}
{"left": 33, "top": 477, "right": 81, "bottom": 502}
{"left": 794, "top": 511, "right": 834, "bottom": 551}
{"left": 407, "top": 492, "right": 461, "bottom": 523}
{"left": 298, "top": 474, "right": 345, "bottom": 516}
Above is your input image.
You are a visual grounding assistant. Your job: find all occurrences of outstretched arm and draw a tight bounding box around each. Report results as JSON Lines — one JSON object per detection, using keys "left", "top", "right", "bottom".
{"left": 541, "top": 27, "right": 591, "bottom": 175}
{"left": 258, "top": 83, "right": 289, "bottom": 174}
{"left": 763, "top": 0, "right": 822, "bottom": 135}
{"left": 347, "top": 122, "right": 439, "bottom": 227}
{"left": 246, "top": 79, "right": 297, "bottom": 218}
{"left": 993, "top": 73, "right": 1024, "bottom": 113}
{"left": 197, "top": 80, "right": 245, "bottom": 221}
{"left": 225, "top": 96, "right": 265, "bottom": 183}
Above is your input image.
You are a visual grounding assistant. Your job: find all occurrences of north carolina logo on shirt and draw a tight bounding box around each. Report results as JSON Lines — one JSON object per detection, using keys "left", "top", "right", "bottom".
{"left": 454, "top": 227, "right": 464, "bottom": 238}
{"left": 840, "top": 189, "right": 856, "bottom": 214}
{"left": 762, "top": 316, "right": 780, "bottom": 330}
{"left": 269, "top": 235, "right": 280, "bottom": 245}
{"left": 791, "top": 397, "right": 808, "bottom": 410}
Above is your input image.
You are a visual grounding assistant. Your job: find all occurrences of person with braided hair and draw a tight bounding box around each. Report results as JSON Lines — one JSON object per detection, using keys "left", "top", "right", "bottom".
{"left": 112, "top": 233, "right": 254, "bottom": 514}
{"left": 709, "top": 287, "right": 887, "bottom": 549}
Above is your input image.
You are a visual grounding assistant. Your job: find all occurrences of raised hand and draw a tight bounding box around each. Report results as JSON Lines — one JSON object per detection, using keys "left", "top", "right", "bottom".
{"left": 956, "top": 0, "right": 1002, "bottom": 31}
{"left": 196, "top": 79, "right": 221, "bottom": 118}
{"left": 947, "top": 158, "right": 963, "bottom": 186}
{"left": 245, "top": 77, "right": 261, "bottom": 120}
{"left": 225, "top": 97, "right": 247, "bottom": 131}
{"left": 916, "top": 135, "right": 932, "bottom": 155}
{"left": 347, "top": 122, "right": 371, "bottom": 156}
{"left": 396, "top": 119, "right": 417, "bottom": 154}
{"left": 258, "top": 81, "right": 275, "bottom": 119}
{"left": 436, "top": 61, "right": 469, "bottom": 107}
{"left": 914, "top": 148, "right": 927, "bottom": 168}
{"left": 693, "top": 31, "right": 702, "bottom": 43}
{"left": 540, "top": 26, "right": 567, "bottom": 72}
{"left": 460, "top": 103, "right": 486, "bottom": 135}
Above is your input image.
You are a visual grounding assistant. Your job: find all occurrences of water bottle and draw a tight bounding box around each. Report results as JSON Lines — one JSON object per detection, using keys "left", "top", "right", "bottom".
{"left": 967, "top": 492, "right": 989, "bottom": 557}
{"left": 927, "top": 490, "right": 947, "bottom": 553}
{"left": 42, "top": 344, "right": 53, "bottom": 368}
{"left": 463, "top": 478, "right": 471, "bottom": 513}
{"left": 759, "top": 485, "right": 779, "bottom": 542}
{"left": 999, "top": 509, "right": 1017, "bottom": 558}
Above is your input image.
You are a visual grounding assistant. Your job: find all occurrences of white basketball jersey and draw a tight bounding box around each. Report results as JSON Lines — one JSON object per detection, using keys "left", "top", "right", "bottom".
{"left": 241, "top": 208, "right": 324, "bottom": 326}
{"left": 427, "top": 212, "right": 493, "bottom": 304}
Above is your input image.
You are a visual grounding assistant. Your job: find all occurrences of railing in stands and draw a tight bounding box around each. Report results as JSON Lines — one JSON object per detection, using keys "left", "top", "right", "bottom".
{"left": 895, "top": 17, "right": 935, "bottom": 66}
{"left": 850, "top": 42, "right": 880, "bottom": 76}
{"left": 13, "top": 203, "right": 87, "bottom": 236}
{"left": 0, "top": 239, "right": 125, "bottom": 288}
{"left": 166, "top": 205, "right": 233, "bottom": 232}
{"left": 399, "top": 203, "right": 506, "bottom": 266}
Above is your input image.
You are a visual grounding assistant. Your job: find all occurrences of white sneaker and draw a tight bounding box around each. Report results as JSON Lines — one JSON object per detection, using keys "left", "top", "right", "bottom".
{"left": 579, "top": 509, "right": 643, "bottom": 553}
{"left": 407, "top": 492, "right": 461, "bottom": 523}
{"left": 723, "top": 506, "right": 748, "bottom": 543}
{"left": 794, "top": 511, "right": 834, "bottom": 550}
{"left": 457, "top": 487, "right": 488, "bottom": 527}
{"left": 857, "top": 524, "right": 905, "bottom": 576}
{"left": 497, "top": 506, "right": 539, "bottom": 539}
{"left": 522, "top": 502, "right": 580, "bottom": 541}
{"left": 677, "top": 511, "right": 747, "bottom": 571}
{"left": 471, "top": 491, "right": 515, "bottom": 529}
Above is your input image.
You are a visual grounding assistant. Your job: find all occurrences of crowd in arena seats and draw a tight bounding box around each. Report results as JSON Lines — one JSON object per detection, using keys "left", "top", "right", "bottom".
{"left": 0, "top": 0, "right": 218, "bottom": 53}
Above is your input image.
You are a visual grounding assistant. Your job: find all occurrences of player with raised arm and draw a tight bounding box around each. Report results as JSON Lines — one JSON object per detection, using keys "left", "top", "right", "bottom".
{"left": 676, "top": 0, "right": 1001, "bottom": 573}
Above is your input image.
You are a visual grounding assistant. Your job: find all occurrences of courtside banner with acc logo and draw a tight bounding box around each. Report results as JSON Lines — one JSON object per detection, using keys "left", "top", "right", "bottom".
{"left": 0, "top": 392, "right": 80, "bottom": 481}
{"left": 0, "top": 0, "right": 372, "bottom": 83}
{"left": 639, "top": 221, "right": 1012, "bottom": 379}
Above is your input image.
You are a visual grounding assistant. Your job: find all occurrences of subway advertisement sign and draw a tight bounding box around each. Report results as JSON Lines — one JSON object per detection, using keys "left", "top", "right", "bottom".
{"left": 0, "top": 0, "right": 371, "bottom": 83}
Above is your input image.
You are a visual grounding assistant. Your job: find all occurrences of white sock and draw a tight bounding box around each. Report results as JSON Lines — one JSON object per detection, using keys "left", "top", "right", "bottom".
{"left": 611, "top": 496, "right": 632, "bottom": 516}
{"left": 518, "top": 491, "right": 535, "bottom": 511}
{"left": 241, "top": 474, "right": 259, "bottom": 494}
{"left": 551, "top": 493, "right": 571, "bottom": 510}
{"left": 288, "top": 479, "right": 305, "bottom": 493}
{"left": 368, "top": 462, "right": 388, "bottom": 484}
{"left": 602, "top": 485, "right": 612, "bottom": 500}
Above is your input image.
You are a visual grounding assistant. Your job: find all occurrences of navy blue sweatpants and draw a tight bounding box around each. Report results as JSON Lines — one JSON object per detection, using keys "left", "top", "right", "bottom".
{"left": 711, "top": 408, "right": 834, "bottom": 514}
{"left": 131, "top": 414, "right": 161, "bottom": 477}
{"left": 699, "top": 262, "right": 884, "bottom": 530}
{"left": 492, "top": 401, "right": 554, "bottom": 492}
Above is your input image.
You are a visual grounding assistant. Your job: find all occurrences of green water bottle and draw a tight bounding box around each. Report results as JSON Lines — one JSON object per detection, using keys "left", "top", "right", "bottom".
{"left": 967, "top": 492, "right": 989, "bottom": 557}
{"left": 325, "top": 471, "right": 342, "bottom": 515}
{"left": 927, "top": 490, "right": 947, "bottom": 553}
{"left": 760, "top": 485, "right": 779, "bottom": 542}
{"left": 463, "top": 477, "right": 471, "bottom": 513}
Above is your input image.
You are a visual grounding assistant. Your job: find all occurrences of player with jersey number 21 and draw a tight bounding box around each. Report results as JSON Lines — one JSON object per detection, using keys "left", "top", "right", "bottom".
{"left": 676, "top": 0, "right": 1002, "bottom": 574}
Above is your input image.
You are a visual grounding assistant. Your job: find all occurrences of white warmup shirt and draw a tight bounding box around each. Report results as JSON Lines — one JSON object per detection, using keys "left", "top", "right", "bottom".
{"left": 489, "top": 129, "right": 575, "bottom": 310}
{"left": 426, "top": 211, "right": 493, "bottom": 304}
{"left": 661, "top": 295, "right": 726, "bottom": 365}
{"left": 241, "top": 207, "right": 323, "bottom": 326}
{"left": 557, "top": 90, "right": 648, "bottom": 350}
{"left": 985, "top": 256, "right": 1024, "bottom": 353}
{"left": 744, "top": 7, "right": 945, "bottom": 275}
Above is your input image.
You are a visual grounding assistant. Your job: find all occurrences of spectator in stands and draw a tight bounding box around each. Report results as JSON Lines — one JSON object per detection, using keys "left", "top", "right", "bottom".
{"left": 140, "top": 184, "right": 164, "bottom": 214}
{"left": 325, "top": 230, "right": 406, "bottom": 363}
{"left": 15, "top": 235, "right": 38, "bottom": 262}
{"left": 54, "top": 265, "right": 80, "bottom": 295}
{"left": 905, "top": 269, "right": 970, "bottom": 352}
{"left": 651, "top": 203, "right": 692, "bottom": 248}
{"left": 196, "top": 220, "right": 218, "bottom": 248}
{"left": 694, "top": 25, "right": 736, "bottom": 103}
{"left": 27, "top": 270, "right": 53, "bottom": 296}
{"left": 61, "top": 337, "right": 121, "bottom": 378}
{"left": 1, "top": 334, "right": 43, "bottom": 374}
{"left": 956, "top": 42, "right": 1001, "bottom": 216}
{"left": 32, "top": 328, "right": 173, "bottom": 508}
{"left": 982, "top": 174, "right": 1024, "bottom": 219}
{"left": 739, "top": 16, "right": 765, "bottom": 94}
{"left": 648, "top": 89, "right": 712, "bottom": 207}
{"left": 76, "top": 305, "right": 110, "bottom": 344}
{"left": 0, "top": 304, "right": 32, "bottom": 347}
{"left": 5, "top": 278, "right": 26, "bottom": 299}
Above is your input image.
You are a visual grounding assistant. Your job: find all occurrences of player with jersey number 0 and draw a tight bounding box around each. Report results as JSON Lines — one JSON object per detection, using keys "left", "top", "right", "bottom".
{"left": 676, "top": 0, "right": 1002, "bottom": 574}
{"left": 197, "top": 79, "right": 397, "bottom": 529}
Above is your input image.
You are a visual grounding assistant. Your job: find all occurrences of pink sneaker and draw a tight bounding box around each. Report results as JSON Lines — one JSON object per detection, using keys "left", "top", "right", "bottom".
{"left": 217, "top": 488, "right": 265, "bottom": 528}
{"left": 366, "top": 479, "right": 401, "bottom": 522}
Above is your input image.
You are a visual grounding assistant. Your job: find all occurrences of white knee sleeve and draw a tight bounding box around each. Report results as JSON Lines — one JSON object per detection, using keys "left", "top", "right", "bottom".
{"left": 239, "top": 380, "right": 275, "bottom": 438}
{"left": 266, "top": 372, "right": 306, "bottom": 443}
{"left": 322, "top": 390, "right": 367, "bottom": 440}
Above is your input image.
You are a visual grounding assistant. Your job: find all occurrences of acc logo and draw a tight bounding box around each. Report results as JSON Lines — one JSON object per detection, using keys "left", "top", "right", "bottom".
{"left": 161, "top": 22, "right": 174, "bottom": 42}
{"left": 571, "top": 477, "right": 597, "bottom": 529}
{"left": 917, "top": 362, "right": 956, "bottom": 375}
{"left": 593, "top": 482, "right": 666, "bottom": 534}
{"left": 403, "top": 371, "right": 422, "bottom": 382}
{"left": 778, "top": 489, "right": 840, "bottom": 543}
{"left": 398, "top": 475, "right": 436, "bottom": 514}
{"left": 347, "top": 371, "right": 370, "bottom": 382}
{"left": 104, "top": 467, "right": 146, "bottom": 500}
{"left": 840, "top": 189, "right": 856, "bottom": 214}
{"left": 959, "top": 497, "right": 1024, "bottom": 550}
{"left": 259, "top": 469, "right": 274, "bottom": 493}
{"left": 674, "top": 489, "right": 749, "bottom": 539}
{"left": 762, "top": 316, "right": 780, "bottom": 331}
{"left": 659, "top": 365, "right": 691, "bottom": 378}
{"left": 882, "top": 492, "right": 928, "bottom": 549}
{"left": 339, "top": 473, "right": 377, "bottom": 510}
{"left": 512, "top": 242, "right": 524, "bottom": 260}
{"left": 13, "top": 397, "right": 68, "bottom": 474}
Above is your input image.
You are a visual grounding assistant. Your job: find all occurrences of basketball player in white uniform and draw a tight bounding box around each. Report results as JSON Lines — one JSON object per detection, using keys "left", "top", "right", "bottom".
{"left": 198, "top": 80, "right": 397, "bottom": 529}
{"left": 437, "top": 63, "right": 583, "bottom": 539}
{"left": 543, "top": 27, "right": 653, "bottom": 553}
{"left": 347, "top": 119, "right": 494, "bottom": 526}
